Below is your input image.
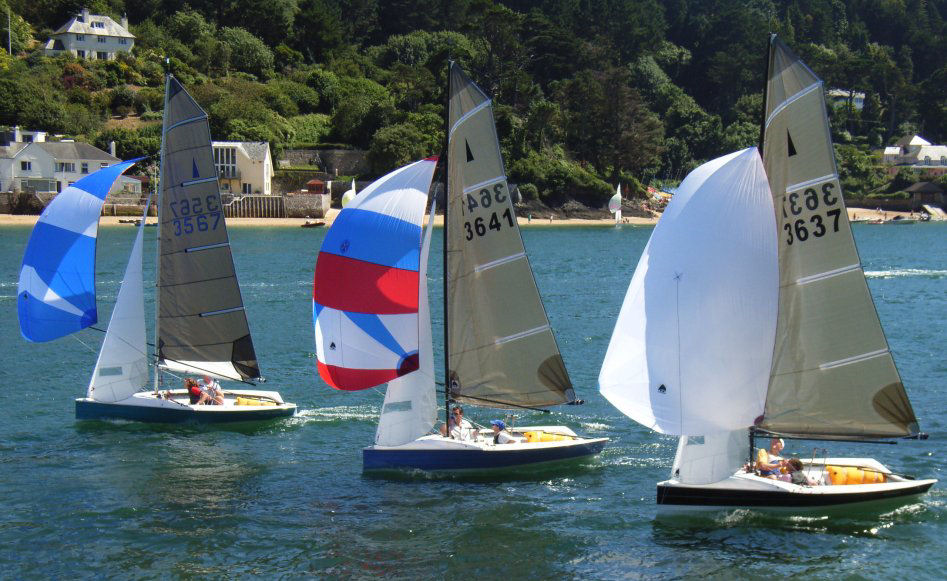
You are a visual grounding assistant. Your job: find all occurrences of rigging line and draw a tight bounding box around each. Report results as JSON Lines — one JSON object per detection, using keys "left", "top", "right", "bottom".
{"left": 71, "top": 333, "right": 100, "bottom": 354}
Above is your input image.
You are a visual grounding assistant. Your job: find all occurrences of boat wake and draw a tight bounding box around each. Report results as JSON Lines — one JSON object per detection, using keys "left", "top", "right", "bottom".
{"left": 865, "top": 268, "right": 947, "bottom": 279}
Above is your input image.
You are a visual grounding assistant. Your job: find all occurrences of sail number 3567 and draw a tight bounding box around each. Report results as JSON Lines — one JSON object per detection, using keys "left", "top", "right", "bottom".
{"left": 782, "top": 182, "right": 841, "bottom": 245}
{"left": 461, "top": 184, "right": 514, "bottom": 240}
{"left": 168, "top": 195, "right": 222, "bottom": 236}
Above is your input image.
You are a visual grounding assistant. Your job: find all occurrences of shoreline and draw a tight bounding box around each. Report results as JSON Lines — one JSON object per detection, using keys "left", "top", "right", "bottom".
{"left": 0, "top": 207, "right": 919, "bottom": 228}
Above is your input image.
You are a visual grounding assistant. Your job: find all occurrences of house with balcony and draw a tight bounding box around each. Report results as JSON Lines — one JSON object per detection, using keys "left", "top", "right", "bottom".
{"left": 0, "top": 140, "right": 139, "bottom": 195}
{"left": 212, "top": 141, "right": 274, "bottom": 196}
{"left": 43, "top": 8, "right": 134, "bottom": 61}
{"left": 882, "top": 135, "right": 947, "bottom": 177}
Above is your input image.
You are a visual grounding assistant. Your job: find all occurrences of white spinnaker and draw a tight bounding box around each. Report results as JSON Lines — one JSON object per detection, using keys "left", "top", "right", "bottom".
{"left": 599, "top": 148, "right": 778, "bottom": 435}
{"left": 609, "top": 185, "right": 622, "bottom": 224}
{"left": 671, "top": 430, "right": 747, "bottom": 485}
{"left": 375, "top": 203, "right": 437, "bottom": 446}
{"left": 88, "top": 210, "right": 149, "bottom": 402}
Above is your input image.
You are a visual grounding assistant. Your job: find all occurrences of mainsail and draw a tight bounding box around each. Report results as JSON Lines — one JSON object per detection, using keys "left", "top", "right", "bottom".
{"left": 313, "top": 158, "right": 438, "bottom": 390}
{"left": 446, "top": 63, "right": 574, "bottom": 408}
{"left": 88, "top": 201, "right": 150, "bottom": 402}
{"left": 760, "top": 36, "right": 918, "bottom": 439}
{"left": 156, "top": 76, "right": 259, "bottom": 381}
{"left": 599, "top": 148, "right": 778, "bottom": 434}
{"left": 18, "top": 159, "right": 140, "bottom": 342}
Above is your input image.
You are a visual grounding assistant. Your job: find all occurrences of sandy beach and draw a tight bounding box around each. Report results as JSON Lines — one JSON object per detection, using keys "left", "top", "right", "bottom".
{"left": 0, "top": 207, "right": 918, "bottom": 228}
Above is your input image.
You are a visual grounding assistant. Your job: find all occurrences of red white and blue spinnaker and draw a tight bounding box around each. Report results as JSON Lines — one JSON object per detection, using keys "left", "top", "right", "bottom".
{"left": 312, "top": 158, "right": 438, "bottom": 390}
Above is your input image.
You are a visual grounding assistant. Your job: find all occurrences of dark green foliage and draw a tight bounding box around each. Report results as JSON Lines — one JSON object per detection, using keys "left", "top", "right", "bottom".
{"left": 2, "top": 0, "right": 943, "bottom": 201}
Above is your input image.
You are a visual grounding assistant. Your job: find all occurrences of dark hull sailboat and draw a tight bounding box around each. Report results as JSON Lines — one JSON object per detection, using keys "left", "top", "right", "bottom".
{"left": 599, "top": 35, "right": 934, "bottom": 513}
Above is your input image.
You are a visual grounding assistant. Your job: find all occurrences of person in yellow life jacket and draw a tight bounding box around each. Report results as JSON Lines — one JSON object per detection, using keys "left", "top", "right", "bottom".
{"left": 756, "top": 437, "right": 786, "bottom": 477}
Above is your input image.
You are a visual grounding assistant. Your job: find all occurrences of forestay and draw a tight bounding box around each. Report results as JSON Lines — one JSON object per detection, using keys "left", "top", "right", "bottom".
{"left": 313, "top": 158, "right": 437, "bottom": 390}
{"left": 88, "top": 200, "right": 150, "bottom": 402}
{"left": 18, "top": 159, "right": 140, "bottom": 342}
{"left": 760, "top": 37, "right": 918, "bottom": 439}
{"left": 599, "top": 148, "right": 777, "bottom": 435}
{"left": 157, "top": 76, "right": 259, "bottom": 381}
{"left": 447, "top": 63, "right": 575, "bottom": 409}
{"left": 375, "top": 202, "right": 438, "bottom": 446}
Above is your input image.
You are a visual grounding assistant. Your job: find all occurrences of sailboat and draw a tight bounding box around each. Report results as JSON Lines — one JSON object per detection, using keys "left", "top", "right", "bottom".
{"left": 599, "top": 36, "right": 934, "bottom": 512}
{"left": 340, "top": 179, "right": 357, "bottom": 207}
{"left": 313, "top": 62, "right": 606, "bottom": 473}
{"left": 609, "top": 184, "right": 622, "bottom": 225}
{"left": 19, "top": 73, "right": 296, "bottom": 423}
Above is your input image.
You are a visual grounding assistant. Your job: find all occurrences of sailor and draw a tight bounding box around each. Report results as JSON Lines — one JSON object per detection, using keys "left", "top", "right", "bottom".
{"left": 490, "top": 420, "right": 515, "bottom": 444}
{"left": 440, "top": 406, "right": 477, "bottom": 440}
{"left": 756, "top": 437, "right": 786, "bottom": 477}
{"left": 199, "top": 374, "right": 224, "bottom": 405}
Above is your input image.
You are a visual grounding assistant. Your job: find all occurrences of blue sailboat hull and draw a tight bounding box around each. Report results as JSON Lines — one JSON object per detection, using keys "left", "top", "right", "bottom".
{"left": 75, "top": 398, "right": 296, "bottom": 423}
{"left": 363, "top": 438, "right": 606, "bottom": 473}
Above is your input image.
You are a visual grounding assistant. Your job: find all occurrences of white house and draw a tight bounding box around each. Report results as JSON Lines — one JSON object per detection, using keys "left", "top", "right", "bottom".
{"left": 827, "top": 89, "right": 866, "bottom": 111}
{"left": 0, "top": 141, "right": 139, "bottom": 195}
{"left": 212, "top": 141, "right": 274, "bottom": 195}
{"left": 882, "top": 135, "right": 947, "bottom": 176}
{"left": 43, "top": 8, "right": 134, "bottom": 61}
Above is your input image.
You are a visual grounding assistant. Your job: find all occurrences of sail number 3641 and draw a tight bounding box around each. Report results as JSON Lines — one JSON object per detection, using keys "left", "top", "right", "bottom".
{"left": 782, "top": 182, "right": 841, "bottom": 245}
{"left": 462, "top": 183, "right": 515, "bottom": 240}
{"left": 168, "top": 195, "right": 222, "bottom": 236}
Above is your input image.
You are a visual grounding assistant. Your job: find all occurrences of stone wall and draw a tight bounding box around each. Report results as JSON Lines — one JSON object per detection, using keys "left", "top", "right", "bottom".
{"left": 279, "top": 148, "right": 370, "bottom": 176}
{"left": 284, "top": 193, "right": 331, "bottom": 218}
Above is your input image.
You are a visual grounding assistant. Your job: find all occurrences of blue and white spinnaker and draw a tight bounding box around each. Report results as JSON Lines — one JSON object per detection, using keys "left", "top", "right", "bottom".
{"left": 18, "top": 159, "right": 142, "bottom": 342}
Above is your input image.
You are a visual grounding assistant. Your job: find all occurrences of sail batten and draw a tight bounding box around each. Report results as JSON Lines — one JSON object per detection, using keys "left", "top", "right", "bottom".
{"left": 447, "top": 63, "right": 575, "bottom": 409}
{"left": 760, "top": 36, "right": 918, "bottom": 439}
{"left": 157, "top": 75, "right": 260, "bottom": 382}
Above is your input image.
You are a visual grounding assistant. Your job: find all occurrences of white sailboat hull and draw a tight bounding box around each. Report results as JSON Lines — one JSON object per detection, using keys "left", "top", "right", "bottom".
{"left": 75, "top": 389, "right": 297, "bottom": 423}
{"left": 656, "top": 457, "right": 936, "bottom": 515}
{"left": 363, "top": 425, "right": 607, "bottom": 473}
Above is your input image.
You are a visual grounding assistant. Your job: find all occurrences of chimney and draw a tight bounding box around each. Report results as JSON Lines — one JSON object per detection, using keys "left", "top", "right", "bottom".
{"left": 121, "top": 13, "right": 128, "bottom": 29}
{"left": 109, "top": 141, "right": 116, "bottom": 157}
{"left": 80, "top": 7, "right": 90, "bottom": 23}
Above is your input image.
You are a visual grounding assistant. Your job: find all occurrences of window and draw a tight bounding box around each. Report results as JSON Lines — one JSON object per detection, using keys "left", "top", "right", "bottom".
{"left": 22, "top": 134, "right": 33, "bottom": 143}
{"left": 100, "top": 162, "right": 108, "bottom": 168}
{"left": 941, "top": 157, "right": 947, "bottom": 166}
{"left": 76, "top": 49, "right": 85, "bottom": 58}
{"left": 924, "top": 156, "right": 932, "bottom": 166}
{"left": 214, "top": 147, "right": 237, "bottom": 178}
{"left": 221, "top": 182, "right": 230, "bottom": 191}
{"left": 93, "top": 21, "right": 105, "bottom": 29}
{"left": 242, "top": 183, "right": 252, "bottom": 195}
{"left": 20, "top": 161, "right": 31, "bottom": 171}
{"left": 98, "top": 36, "right": 106, "bottom": 43}
{"left": 57, "top": 182, "right": 63, "bottom": 193}
{"left": 119, "top": 38, "right": 127, "bottom": 45}
{"left": 75, "top": 34, "right": 85, "bottom": 41}
{"left": 81, "top": 162, "right": 89, "bottom": 174}
{"left": 96, "top": 51, "right": 108, "bottom": 60}
{"left": 56, "top": 162, "right": 76, "bottom": 173}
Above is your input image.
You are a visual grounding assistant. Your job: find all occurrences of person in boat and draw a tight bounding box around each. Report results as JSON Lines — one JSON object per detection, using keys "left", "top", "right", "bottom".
{"left": 784, "top": 458, "right": 817, "bottom": 486}
{"left": 439, "top": 406, "right": 477, "bottom": 440}
{"left": 185, "top": 378, "right": 203, "bottom": 404}
{"left": 490, "top": 420, "right": 515, "bottom": 444}
{"left": 198, "top": 374, "right": 224, "bottom": 405}
{"left": 756, "top": 437, "right": 787, "bottom": 477}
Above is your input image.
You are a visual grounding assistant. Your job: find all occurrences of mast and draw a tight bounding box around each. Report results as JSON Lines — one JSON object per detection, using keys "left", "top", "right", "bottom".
{"left": 442, "top": 60, "right": 452, "bottom": 434}
{"left": 153, "top": 65, "right": 170, "bottom": 392}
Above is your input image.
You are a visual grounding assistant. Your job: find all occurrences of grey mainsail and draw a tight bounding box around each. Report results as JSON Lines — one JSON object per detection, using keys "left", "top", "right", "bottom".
{"left": 760, "top": 36, "right": 917, "bottom": 439}
{"left": 446, "top": 63, "right": 575, "bottom": 408}
{"left": 156, "top": 76, "right": 260, "bottom": 381}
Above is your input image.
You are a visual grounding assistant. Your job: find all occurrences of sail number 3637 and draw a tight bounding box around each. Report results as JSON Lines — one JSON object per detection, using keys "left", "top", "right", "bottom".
{"left": 462, "top": 183, "right": 515, "bottom": 240}
{"left": 168, "top": 195, "right": 221, "bottom": 236}
{"left": 782, "top": 182, "right": 841, "bottom": 245}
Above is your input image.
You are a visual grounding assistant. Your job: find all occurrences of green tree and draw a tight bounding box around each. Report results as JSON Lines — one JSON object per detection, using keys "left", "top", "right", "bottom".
{"left": 220, "top": 26, "right": 274, "bottom": 79}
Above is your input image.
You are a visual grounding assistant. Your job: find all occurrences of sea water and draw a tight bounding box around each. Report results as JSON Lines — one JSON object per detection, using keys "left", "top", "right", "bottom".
{"left": 0, "top": 222, "right": 944, "bottom": 577}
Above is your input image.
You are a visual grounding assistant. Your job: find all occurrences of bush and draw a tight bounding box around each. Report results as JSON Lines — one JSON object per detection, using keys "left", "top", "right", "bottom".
{"left": 220, "top": 27, "right": 274, "bottom": 79}
{"left": 508, "top": 150, "right": 612, "bottom": 206}
{"left": 288, "top": 114, "right": 331, "bottom": 144}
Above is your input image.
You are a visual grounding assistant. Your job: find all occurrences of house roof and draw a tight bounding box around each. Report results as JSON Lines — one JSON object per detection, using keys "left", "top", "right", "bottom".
{"left": 213, "top": 141, "right": 270, "bottom": 162}
{"left": 32, "top": 142, "right": 119, "bottom": 162}
{"left": 895, "top": 135, "right": 931, "bottom": 147}
{"left": 904, "top": 181, "right": 944, "bottom": 194}
{"left": 883, "top": 146, "right": 900, "bottom": 156}
{"left": 0, "top": 143, "right": 27, "bottom": 158}
{"left": 53, "top": 14, "right": 134, "bottom": 39}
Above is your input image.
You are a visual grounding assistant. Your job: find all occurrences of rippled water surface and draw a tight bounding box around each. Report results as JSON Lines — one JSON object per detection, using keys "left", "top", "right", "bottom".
{"left": 1, "top": 222, "right": 944, "bottom": 577}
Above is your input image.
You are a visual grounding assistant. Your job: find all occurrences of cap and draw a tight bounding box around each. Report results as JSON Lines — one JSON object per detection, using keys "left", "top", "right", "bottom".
{"left": 490, "top": 420, "right": 505, "bottom": 430}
